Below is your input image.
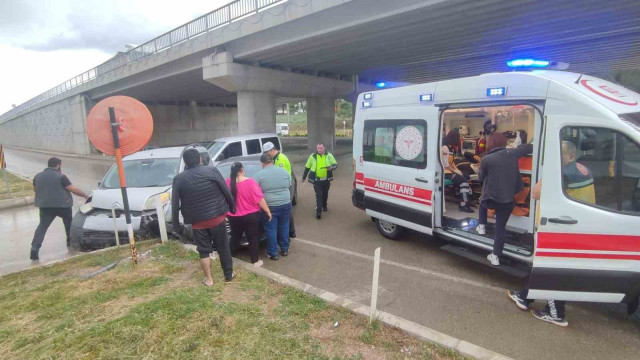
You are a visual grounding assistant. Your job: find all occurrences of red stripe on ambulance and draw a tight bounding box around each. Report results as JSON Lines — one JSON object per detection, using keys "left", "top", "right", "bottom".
{"left": 536, "top": 251, "right": 640, "bottom": 261}
{"left": 538, "top": 232, "right": 640, "bottom": 253}
{"left": 362, "top": 177, "right": 432, "bottom": 206}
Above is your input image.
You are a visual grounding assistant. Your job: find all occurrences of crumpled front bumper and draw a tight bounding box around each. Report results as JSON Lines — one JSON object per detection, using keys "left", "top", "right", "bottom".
{"left": 69, "top": 208, "right": 159, "bottom": 251}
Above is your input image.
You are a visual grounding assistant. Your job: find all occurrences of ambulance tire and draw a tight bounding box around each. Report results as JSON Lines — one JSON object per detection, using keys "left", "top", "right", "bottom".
{"left": 376, "top": 218, "right": 404, "bottom": 240}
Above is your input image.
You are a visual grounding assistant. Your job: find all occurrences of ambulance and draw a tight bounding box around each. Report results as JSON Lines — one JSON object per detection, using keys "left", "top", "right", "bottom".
{"left": 352, "top": 69, "right": 640, "bottom": 313}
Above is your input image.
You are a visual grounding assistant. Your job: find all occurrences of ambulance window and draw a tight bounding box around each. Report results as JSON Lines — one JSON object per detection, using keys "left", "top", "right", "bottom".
{"left": 362, "top": 120, "right": 427, "bottom": 169}
{"left": 560, "top": 126, "right": 640, "bottom": 215}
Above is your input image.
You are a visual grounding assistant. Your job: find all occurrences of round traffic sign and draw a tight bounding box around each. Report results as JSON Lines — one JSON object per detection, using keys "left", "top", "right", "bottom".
{"left": 86, "top": 96, "right": 154, "bottom": 156}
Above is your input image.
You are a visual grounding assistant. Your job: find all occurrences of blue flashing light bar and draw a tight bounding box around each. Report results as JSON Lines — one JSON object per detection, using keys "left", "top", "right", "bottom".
{"left": 419, "top": 93, "right": 434, "bottom": 102}
{"left": 375, "top": 81, "right": 386, "bottom": 88}
{"left": 362, "top": 101, "right": 372, "bottom": 108}
{"left": 363, "top": 93, "right": 373, "bottom": 100}
{"left": 487, "top": 87, "right": 507, "bottom": 97}
{"left": 507, "top": 58, "right": 550, "bottom": 68}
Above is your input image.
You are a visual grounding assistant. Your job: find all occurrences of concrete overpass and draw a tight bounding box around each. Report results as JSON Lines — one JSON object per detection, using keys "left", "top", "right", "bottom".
{"left": 1, "top": 0, "right": 640, "bottom": 154}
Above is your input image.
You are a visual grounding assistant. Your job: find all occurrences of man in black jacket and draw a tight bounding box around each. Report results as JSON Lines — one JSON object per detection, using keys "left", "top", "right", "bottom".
{"left": 477, "top": 133, "right": 533, "bottom": 266}
{"left": 172, "top": 149, "right": 236, "bottom": 285}
{"left": 30, "top": 157, "right": 89, "bottom": 260}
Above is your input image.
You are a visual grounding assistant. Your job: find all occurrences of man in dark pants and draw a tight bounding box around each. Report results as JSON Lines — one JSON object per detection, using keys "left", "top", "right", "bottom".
{"left": 476, "top": 133, "right": 533, "bottom": 266}
{"left": 30, "top": 157, "right": 89, "bottom": 260}
{"left": 302, "top": 143, "right": 338, "bottom": 219}
{"left": 172, "top": 149, "right": 236, "bottom": 286}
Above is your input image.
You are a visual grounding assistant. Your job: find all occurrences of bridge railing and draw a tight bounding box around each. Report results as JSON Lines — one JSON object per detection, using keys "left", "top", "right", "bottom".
{"left": 0, "top": 0, "right": 287, "bottom": 123}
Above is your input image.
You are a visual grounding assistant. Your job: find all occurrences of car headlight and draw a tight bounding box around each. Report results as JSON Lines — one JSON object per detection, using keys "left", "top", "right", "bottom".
{"left": 80, "top": 202, "right": 94, "bottom": 215}
{"left": 143, "top": 192, "right": 171, "bottom": 211}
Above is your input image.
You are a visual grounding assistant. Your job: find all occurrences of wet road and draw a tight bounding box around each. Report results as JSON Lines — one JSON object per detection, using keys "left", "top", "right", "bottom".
{"left": 0, "top": 147, "right": 110, "bottom": 275}
{"left": 2, "top": 147, "right": 639, "bottom": 359}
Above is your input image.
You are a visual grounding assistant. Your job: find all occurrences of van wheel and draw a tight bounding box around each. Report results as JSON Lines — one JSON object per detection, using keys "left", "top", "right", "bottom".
{"left": 376, "top": 219, "right": 404, "bottom": 240}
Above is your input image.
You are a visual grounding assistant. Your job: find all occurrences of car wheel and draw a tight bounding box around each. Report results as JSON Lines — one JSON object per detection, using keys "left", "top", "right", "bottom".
{"left": 376, "top": 218, "right": 404, "bottom": 240}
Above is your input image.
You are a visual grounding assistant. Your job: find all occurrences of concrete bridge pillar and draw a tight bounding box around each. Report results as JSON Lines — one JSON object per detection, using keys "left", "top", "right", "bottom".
{"left": 307, "top": 97, "right": 335, "bottom": 151}
{"left": 203, "top": 52, "right": 352, "bottom": 142}
{"left": 237, "top": 91, "right": 276, "bottom": 134}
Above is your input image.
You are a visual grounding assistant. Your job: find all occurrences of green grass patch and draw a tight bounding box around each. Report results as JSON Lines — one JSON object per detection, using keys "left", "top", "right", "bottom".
{"left": 0, "top": 169, "right": 33, "bottom": 200}
{"left": 0, "top": 241, "right": 463, "bottom": 359}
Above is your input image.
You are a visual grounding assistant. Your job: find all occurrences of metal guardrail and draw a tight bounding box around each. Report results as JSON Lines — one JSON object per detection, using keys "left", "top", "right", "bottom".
{"left": 0, "top": 0, "right": 287, "bottom": 123}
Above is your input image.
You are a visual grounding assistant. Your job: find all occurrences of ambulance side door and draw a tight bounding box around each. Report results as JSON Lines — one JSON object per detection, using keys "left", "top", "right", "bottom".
{"left": 359, "top": 107, "right": 440, "bottom": 235}
{"left": 529, "top": 114, "right": 640, "bottom": 303}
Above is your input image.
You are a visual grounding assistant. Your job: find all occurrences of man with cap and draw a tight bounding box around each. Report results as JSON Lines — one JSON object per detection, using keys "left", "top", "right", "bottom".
{"left": 262, "top": 141, "right": 296, "bottom": 238}
{"left": 30, "top": 157, "right": 89, "bottom": 260}
{"left": 302, "top": 143, "right": 338, "bottom": 219}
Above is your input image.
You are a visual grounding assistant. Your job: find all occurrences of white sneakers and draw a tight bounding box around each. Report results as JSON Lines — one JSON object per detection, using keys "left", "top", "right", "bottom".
{"left": 253, "top": 260, "right": 264, "bottom": 267}
{"left": 476, "top": 224, "right": 486, "bottom": 235}
{"left": 487, "top": 253, "right": 500, "bottom": 266}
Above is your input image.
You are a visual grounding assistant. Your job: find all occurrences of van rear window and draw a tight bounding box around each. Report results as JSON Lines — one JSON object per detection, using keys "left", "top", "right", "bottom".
{"left": 363, "top": 119, "right": 427, "bottom": 169}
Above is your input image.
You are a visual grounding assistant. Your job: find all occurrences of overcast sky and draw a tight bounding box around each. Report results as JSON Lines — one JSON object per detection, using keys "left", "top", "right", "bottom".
{"left": 0, "top": 0, "right": 233, "bottom": 115}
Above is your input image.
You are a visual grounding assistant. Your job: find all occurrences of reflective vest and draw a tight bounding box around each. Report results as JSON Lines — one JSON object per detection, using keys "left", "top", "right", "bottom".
{"left": 303, "top": 152, "right": 338, "bottom": 183}
{"left": 273, "top": 152, "right": 292, "bottom": 176}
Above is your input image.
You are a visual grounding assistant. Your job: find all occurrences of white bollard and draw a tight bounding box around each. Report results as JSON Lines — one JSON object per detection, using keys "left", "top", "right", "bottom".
{"left": 155, "top": 196, "right": 168, "bottom": 244}
{"left": 112, "top": 208, "right": 120, "bottom": 247}
{"left": 370, "top": 247, "right": 381, "bottom": 323}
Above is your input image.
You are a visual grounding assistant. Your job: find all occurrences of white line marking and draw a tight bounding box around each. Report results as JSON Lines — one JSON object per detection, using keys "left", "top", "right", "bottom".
{"left": 294, "top": 237, "right": 505, "bottom": 292}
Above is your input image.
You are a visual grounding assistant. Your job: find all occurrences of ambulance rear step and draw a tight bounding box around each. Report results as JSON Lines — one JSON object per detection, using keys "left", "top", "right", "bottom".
{"left": 440, "top": 244, "right": 530, "bottom": 278}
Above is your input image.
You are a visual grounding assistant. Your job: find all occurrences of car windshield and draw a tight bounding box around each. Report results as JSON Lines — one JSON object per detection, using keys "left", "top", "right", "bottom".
{"left": 101, "top": 158, "right": 180, "bottom": 189}
{"left": 216, "top": 163, "right": 263, "bottom": 180}
{"left": 208, "top": 141, "right": 225, "bottom": 157}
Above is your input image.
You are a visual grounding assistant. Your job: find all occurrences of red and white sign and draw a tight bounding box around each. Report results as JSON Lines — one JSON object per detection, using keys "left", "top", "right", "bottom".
{"left": 580, "top": 79, "right": 639, "bottom": 106}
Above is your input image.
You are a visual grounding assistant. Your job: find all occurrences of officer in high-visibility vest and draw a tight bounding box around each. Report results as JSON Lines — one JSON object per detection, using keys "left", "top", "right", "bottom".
{"left": 262, "top": 142, "right": 296, "bottom": 238}
{"left": 302, "top": 143, "right": 338, "bottom": 219}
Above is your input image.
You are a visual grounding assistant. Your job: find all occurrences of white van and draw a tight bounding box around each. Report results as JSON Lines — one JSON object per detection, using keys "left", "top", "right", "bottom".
{"left": 276, "top": 123, "right": 290, "bottom": 136}
{"left": 207, "top": 133, "right": 282, "bottom": 166}
{"left": 352, "top": 70, "right": 640, "bottom": 312}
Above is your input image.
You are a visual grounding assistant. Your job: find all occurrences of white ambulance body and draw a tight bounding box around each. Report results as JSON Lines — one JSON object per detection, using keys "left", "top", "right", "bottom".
{"left": 352, "top": 71, "right": 640, "bottom": 310}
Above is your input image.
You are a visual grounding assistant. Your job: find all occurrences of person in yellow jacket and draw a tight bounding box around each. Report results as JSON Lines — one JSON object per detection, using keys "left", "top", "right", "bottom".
{"left": 302, "top": 143, "right": 338, "bottom": 219}
{"left": 263, "top": 142, "right": 296, "bottom": 237}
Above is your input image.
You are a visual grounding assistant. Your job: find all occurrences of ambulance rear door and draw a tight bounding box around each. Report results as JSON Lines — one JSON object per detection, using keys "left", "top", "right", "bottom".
{"left": 359, "top": 106, "right": 440, "bottom": 236}
{"left": 529, "top": 107, "right": 640, "bottom": 304}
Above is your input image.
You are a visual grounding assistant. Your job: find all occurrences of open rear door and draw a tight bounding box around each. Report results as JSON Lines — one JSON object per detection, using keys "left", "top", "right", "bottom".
{"left": 529, "top": 114, "right": 640, "bottom": 304}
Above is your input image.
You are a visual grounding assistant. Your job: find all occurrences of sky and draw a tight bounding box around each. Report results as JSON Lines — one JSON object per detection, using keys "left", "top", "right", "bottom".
{"left": 0, "top": 0, "right": 233, "bottom": 115}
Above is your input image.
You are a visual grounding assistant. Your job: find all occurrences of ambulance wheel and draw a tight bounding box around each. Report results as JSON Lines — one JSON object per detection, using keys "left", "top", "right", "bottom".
{"left": 376, "top": 219, "right": 404, "bottom": 240}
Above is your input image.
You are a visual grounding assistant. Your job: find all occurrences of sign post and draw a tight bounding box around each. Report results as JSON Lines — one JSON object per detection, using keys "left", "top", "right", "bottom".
{"left": 86, "top": 96, "right": 154, "bottom": 266}
{"left": 109, "top": 107, "right": 138, "bottom": 264}
{"left": 0, "top": 145, "right": 10, "bottom": 197}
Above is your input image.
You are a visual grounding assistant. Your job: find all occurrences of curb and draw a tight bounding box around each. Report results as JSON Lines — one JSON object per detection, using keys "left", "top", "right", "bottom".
{"left": 4, "top": 145, "right": 115, "bottom": 163}
{"left": 181, "top": 243, "right": 512, "bottom": 360}
{"left": 0, "top": 196, "right": 34, "bottom": 210}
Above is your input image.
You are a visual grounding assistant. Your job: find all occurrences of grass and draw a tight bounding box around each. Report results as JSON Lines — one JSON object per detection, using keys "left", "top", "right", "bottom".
{"left": 0, "top": 169, "right": 34, "bottom": 200}
{"left": 0, "top": 241, "right": 466, "bottom": 359}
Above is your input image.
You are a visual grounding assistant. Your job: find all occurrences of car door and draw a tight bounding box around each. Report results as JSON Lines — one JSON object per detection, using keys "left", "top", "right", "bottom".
{"left": 360, "top": 107, "right": 439, "bottom": 235}
{"left": 528, "top": 113, "right": 640, "bottom": 304}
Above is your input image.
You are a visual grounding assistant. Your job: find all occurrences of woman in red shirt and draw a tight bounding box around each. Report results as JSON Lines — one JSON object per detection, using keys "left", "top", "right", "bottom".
{"left": 226, "top": 162, "right": 272, "bottom": 267}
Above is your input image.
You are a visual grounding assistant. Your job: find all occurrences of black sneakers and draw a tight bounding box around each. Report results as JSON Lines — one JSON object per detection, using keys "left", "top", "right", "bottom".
{"left": 268, "top": 254, "right": 280, "bottom": 261}
{"left": 532, "top": 309, "right": 569, "bottom": 327}
{"left": 507, "top": 290, "right": 529, "bottom": 311}
{"left": 30, "top": 250, "right": 39, "bottom": 261}
{"left": 316, "top": 213, "right": 321, "bottom": 219}
{"left": 322, "top": 206, "right": 328, "bottom": 212}
{"left": 280, "top": 250, "right": 288, "bottom": 257}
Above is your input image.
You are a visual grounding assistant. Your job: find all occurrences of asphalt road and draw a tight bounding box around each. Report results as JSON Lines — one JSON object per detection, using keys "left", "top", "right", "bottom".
{"left": 2, "top": 146, "right": 639, "bottom": 359}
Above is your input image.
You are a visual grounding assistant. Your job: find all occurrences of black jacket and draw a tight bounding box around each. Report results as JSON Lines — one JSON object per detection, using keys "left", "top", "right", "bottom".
{"left": 478, "top": 144, "right": 533, "bottom": 203}
{"left": 171, "top": 165, "right": 235, "bottom": 228}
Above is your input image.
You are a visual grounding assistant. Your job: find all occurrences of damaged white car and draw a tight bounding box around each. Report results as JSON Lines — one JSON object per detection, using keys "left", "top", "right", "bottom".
{"left": 69, "top": 145, "right": 210, "bottom": 251}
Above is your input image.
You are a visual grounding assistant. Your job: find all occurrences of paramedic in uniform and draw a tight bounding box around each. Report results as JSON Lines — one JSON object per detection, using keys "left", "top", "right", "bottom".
{"left": 302, "top": 143, "right": 338, "bottom": 219}
{"left": 507, "top": 142, "right": 596, "bottom": 327}
{"left": 262, "top": 141, "right": 296, "bottom": 238}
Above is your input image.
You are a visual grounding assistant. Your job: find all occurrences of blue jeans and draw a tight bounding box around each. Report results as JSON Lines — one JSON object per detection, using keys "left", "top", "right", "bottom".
{"left": 263, "top": 203, "right": 291, "bottom": 256}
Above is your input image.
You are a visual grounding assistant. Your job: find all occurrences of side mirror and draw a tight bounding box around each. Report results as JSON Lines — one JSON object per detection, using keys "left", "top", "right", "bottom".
{"left": 97, "top": 181, "right": 101, "bottom": 187}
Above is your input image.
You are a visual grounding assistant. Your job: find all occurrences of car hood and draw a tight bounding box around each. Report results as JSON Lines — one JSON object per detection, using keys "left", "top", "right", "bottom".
{"left": 90, "top": 186, "right": 170, "bottom": 211}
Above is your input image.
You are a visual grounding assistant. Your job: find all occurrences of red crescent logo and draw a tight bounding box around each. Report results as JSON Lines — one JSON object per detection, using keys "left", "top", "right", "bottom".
{"left": 580, "top": 80, "right": 638, "bottom": 106}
